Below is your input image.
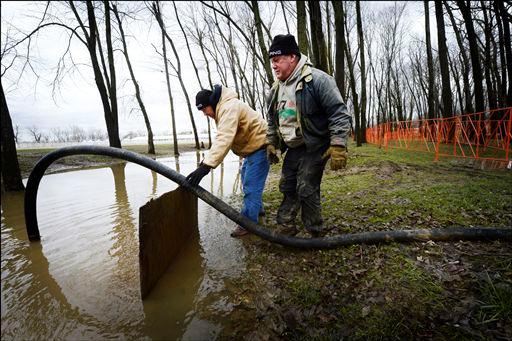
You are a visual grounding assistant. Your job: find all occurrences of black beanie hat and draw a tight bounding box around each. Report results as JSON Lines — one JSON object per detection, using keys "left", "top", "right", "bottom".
{"left": 268, "top": 34, "right": 300, "bottom": 59}
{"left": 196, "top": 89, "right": 213, "bottom": 110}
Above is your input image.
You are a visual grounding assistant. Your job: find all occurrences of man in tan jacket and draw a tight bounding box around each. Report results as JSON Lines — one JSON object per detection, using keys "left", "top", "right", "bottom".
{"left": 186, "top": 85, "right": 270, "bottom": 237}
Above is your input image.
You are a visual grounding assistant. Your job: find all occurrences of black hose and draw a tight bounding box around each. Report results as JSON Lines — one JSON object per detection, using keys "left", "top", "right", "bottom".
{"left": 24, "top": 146, "right": 512, "bottom": 248}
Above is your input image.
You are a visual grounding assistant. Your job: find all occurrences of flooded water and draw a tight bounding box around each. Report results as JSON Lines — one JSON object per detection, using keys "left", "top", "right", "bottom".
{"left": 1, "top": 151, "right": 248, "bottom": 340}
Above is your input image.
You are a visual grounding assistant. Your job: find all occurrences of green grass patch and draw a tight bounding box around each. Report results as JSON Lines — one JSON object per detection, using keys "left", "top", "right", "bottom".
{"left": 476, "top": 272, "right": 512, "bottom": 325}
{"left": 287, "top": 278, "right": 322, "bottom": 308}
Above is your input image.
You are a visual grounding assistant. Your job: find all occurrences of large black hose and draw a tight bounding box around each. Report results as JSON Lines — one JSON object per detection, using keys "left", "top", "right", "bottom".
{"left": 24, "top": 146, "right": 511, "bottom": 248}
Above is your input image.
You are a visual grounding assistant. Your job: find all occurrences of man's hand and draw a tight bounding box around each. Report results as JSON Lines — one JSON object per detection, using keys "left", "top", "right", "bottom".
{"left": 322, "top": 146, "right": 347, "bottom": 170}
{"left": 266, "top": 144, "right": 279, "bottom": 164}
{"left": 186, "top": 163, "right": 211, "bottom": 186}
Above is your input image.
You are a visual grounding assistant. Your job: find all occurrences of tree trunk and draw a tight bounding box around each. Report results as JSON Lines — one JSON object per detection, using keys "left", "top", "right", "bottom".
{"left": 424, "top": 1, "right": 435, "bottom": 119}
{"left": 154, "top": 2, "right": 200, "bottom": 150}
{"left": 112, "top": 4, "right": 155, "bottom": 154}
{"left": 444, "top": 1, "right": 472, "bottom": 114}
{"left": 481, "top": 2, "right": 497, "bottom": 110}
{"left": 325, "top": 1, "right": 333, "bottom": 75}
{"left": 103, "top": 1, "right": 121, "bottom": 148}
{"left": 308, "top": 0, "right": 329, "bottom": 73}
{"left": 195, "top": 26, "right": 213, "bottom": 148}
{"left": 70, "top": 1, "right": 121, "bottom": 148}
{"left": 296, "top": 1, "right": 310, "bottom": 57}
{"left": 332, "top": 1, "right": 346, "bottom": 98}
{"left": 250, "top": 1, "right": 274, "bottom": 86}
{"left": 356, "top": 0, "right": 366, "bottom": 143}
{"left": 280, "top": 1, "right": 290, "bottom": 34}
{"left": 435, "top": 1, "right": 453, "bottom": 119}
{"left": 456, "top": 0, "right": 485, "bottom": 113}
{"left": 153, "top": 3, "right": 179, "bottom": 156}
{"left": 174, "top": 0, "right": 213, "bottom": 153}
{"left": 343, "top": 16, "right": 360, "bottom": 146}
{"left": 493, "top": 1, "right": 506, "bottom": 108}
{"left": 173, "top": 2, "right": 203, "bottom": 89}
{"left": 448, "top": 53, "right": 464, "bottom": 114}
{"left": 496, "top": 0, "right": 512, "bottom": 106}
{"left": 1, "top": 82, "right": 25, "bottom": 191}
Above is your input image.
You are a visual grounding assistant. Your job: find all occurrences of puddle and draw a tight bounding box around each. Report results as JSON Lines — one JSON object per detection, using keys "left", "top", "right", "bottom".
{"left": 1, "top": 150, "right": 246, "bottom": 340}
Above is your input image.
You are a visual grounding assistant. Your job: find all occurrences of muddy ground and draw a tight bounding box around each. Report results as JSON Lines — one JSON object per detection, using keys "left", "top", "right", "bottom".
{"left": 213, "top": 144, "right": 511, "bottom": 340}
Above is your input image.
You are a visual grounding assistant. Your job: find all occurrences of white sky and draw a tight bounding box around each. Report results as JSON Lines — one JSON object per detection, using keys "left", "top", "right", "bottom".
{"left": 1, "top": 1, "right": 430, "bottom": 142}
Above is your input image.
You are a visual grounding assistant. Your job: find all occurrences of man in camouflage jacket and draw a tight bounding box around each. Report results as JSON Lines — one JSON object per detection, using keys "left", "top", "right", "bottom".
{"left": 266, "top": 34, "right": 352, "bottom": 237}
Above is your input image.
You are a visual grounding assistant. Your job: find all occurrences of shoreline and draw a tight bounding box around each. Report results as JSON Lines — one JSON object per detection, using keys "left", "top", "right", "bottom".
{"left": 17, "top": 142, "right": 203, "bottom": 179}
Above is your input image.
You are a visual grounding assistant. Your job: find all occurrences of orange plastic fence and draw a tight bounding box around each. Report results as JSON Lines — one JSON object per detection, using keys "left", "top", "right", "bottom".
{"left": 366, "top": 107, "right": 512, "bottom": 165}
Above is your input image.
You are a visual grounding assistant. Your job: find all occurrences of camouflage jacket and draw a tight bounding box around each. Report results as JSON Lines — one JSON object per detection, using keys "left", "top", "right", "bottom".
{"left": 266, "top": 64, "right": 351, "bottom": 152}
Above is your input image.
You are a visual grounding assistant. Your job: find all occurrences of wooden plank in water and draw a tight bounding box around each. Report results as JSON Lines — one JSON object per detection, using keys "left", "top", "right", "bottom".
{"left": 139, "top": 186, "right": 198, "bottom": 299}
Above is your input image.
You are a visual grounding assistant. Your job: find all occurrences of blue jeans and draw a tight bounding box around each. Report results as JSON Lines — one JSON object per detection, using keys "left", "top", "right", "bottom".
{"left": 240, "top": 148, "right": 269, "bottom": 223}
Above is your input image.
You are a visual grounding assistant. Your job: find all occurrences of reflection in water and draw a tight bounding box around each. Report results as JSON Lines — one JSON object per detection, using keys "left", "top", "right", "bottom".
{"left": 219, "top": 163, "right": 224, "bottom": 197}
{"left": 151, "top": 170, "right": 158, "bottom": 197}
{"left": 175, "top": 156, "right": 181, "bottom": 174}
{"left": 108, "top": 164, "right": 143, "bottom": 326}
{"left": 1, "top": 191, "right": 72, "bottom": 339}
{"left": 1, "top": 151, "right": 245, "bottom": 339}
{"left": 142, "top": 232, "right": 220, "bottom": 340}
{"left": 0, "top": 192, "right": 108, "bottom": 339}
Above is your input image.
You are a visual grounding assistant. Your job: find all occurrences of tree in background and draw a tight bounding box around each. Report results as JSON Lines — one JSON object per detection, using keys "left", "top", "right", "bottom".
{"left": 153, "top": 1, "right": 200, "bottom": 150}
{"left": 296, "top": 1, "right": 310, "bottom": 59}
{"left": 308, "top": 0, "right": 329, "bottom": 73}
{"left": 112, "top": 4, "right": 155, "bottom": 154}
{"left": 151, "top": 1, "right": 179, "bottom": 156}
{"left": 424, "top": 1, "right": 436, "bottom": 119}
{"left": 434, "top": 1, "right": 453, "bottom": 119}
{"left": 1, "top": 82, "right": 24, "bottom": 191}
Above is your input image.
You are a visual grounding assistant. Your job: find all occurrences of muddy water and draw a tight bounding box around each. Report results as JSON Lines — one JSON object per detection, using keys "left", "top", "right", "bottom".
{"left": 1, "top": 151, "right": 247, "bottom": 340}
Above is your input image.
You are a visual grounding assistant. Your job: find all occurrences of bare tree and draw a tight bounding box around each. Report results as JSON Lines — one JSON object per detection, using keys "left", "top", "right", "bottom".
{"left": 356, "top": 0, "right": 367, "bottom": 143}
{"left": 296, "top": 1, "right": 310, "bottom": 57}
{"left": 434, "top": 1, "right": 452, "bottom": 118}
{"left": 1, "top": 81, "right": 24, "bottom": 191}
{"left": 112, "top": 4, "right": 155, "bottom": 154}
{"left": 249, "top": 1, "right": 274, "bottom": 85}
{"left": 1, "top": 2, "right": 122, "bottom": 147}
{"left": 308, "top": 0, "right": 329, "bottom": 73}
{"left": 155, "top": 3, "right": 200, "bottom": 150}
{"left": 72, "top": 1, "right": 121, "bottom": 147}
{"left": 151, "top": 1, "right": 179, "bottom": 156}
{"left": 424, "top": 1, "right": 435, "bottom": 119}
{"left": 173, "top": 3, "right": 209, "bottom": 149}
{"left": 187, "top": 13, "right": 213, "bottom": 147}
{"left": 280, "top": 1, "right": 291, "bottom": 34}
{"left": 70, "top": 125, "right": 86, "bottom": 142}
{"left": 325, "top": 1, "right": 333, "bottom": 74}
{"left": 496, "top": 1, "right": 512, "bottom": 106}
{"left": 27, "top": 125, "right": 43, "bottom": 143}
{"left": 13, "top": 124, "right": 20, "bottom": 143}
{"left": 343, "top": 3, "right": 361, "bottom": 146}
{"left": 332, "top": 1, "right": 346, "bottom": 99}
{"left": 444, "top": 1, "right": 473, "bottom": 114}
{"left": 201, "top": 1, "right": 274, "bottom": 86}
{"left": 456, "top": 0, "right": 484, "bottom": 113}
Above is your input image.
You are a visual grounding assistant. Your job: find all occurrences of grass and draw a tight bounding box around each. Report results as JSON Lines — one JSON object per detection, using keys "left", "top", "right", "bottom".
{"left": 215, "top": 141, "right": 512, "bottom": 339}
{"left": 476, "top": 272, "right": 512, "bottom": 324}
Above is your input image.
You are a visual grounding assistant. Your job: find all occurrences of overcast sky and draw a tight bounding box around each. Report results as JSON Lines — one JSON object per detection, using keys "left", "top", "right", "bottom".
{"left": 1, "top": 1, "right": 429, "bottom": 142}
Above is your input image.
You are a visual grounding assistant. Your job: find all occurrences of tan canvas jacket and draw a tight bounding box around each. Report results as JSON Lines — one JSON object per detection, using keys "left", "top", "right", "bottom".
{"left": 203, "top": 86, "right": 267, "bottom": 168}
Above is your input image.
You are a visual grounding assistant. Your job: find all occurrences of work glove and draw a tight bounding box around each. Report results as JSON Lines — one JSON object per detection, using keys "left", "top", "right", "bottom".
{"left": 322, "top": 146, "right": 347, "bottom": 171}
{"left": 186, "top": 163, "right": 211, "bottom": 186}
{"left": 266, "top": 144, "right": 280, "bottom": 164}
